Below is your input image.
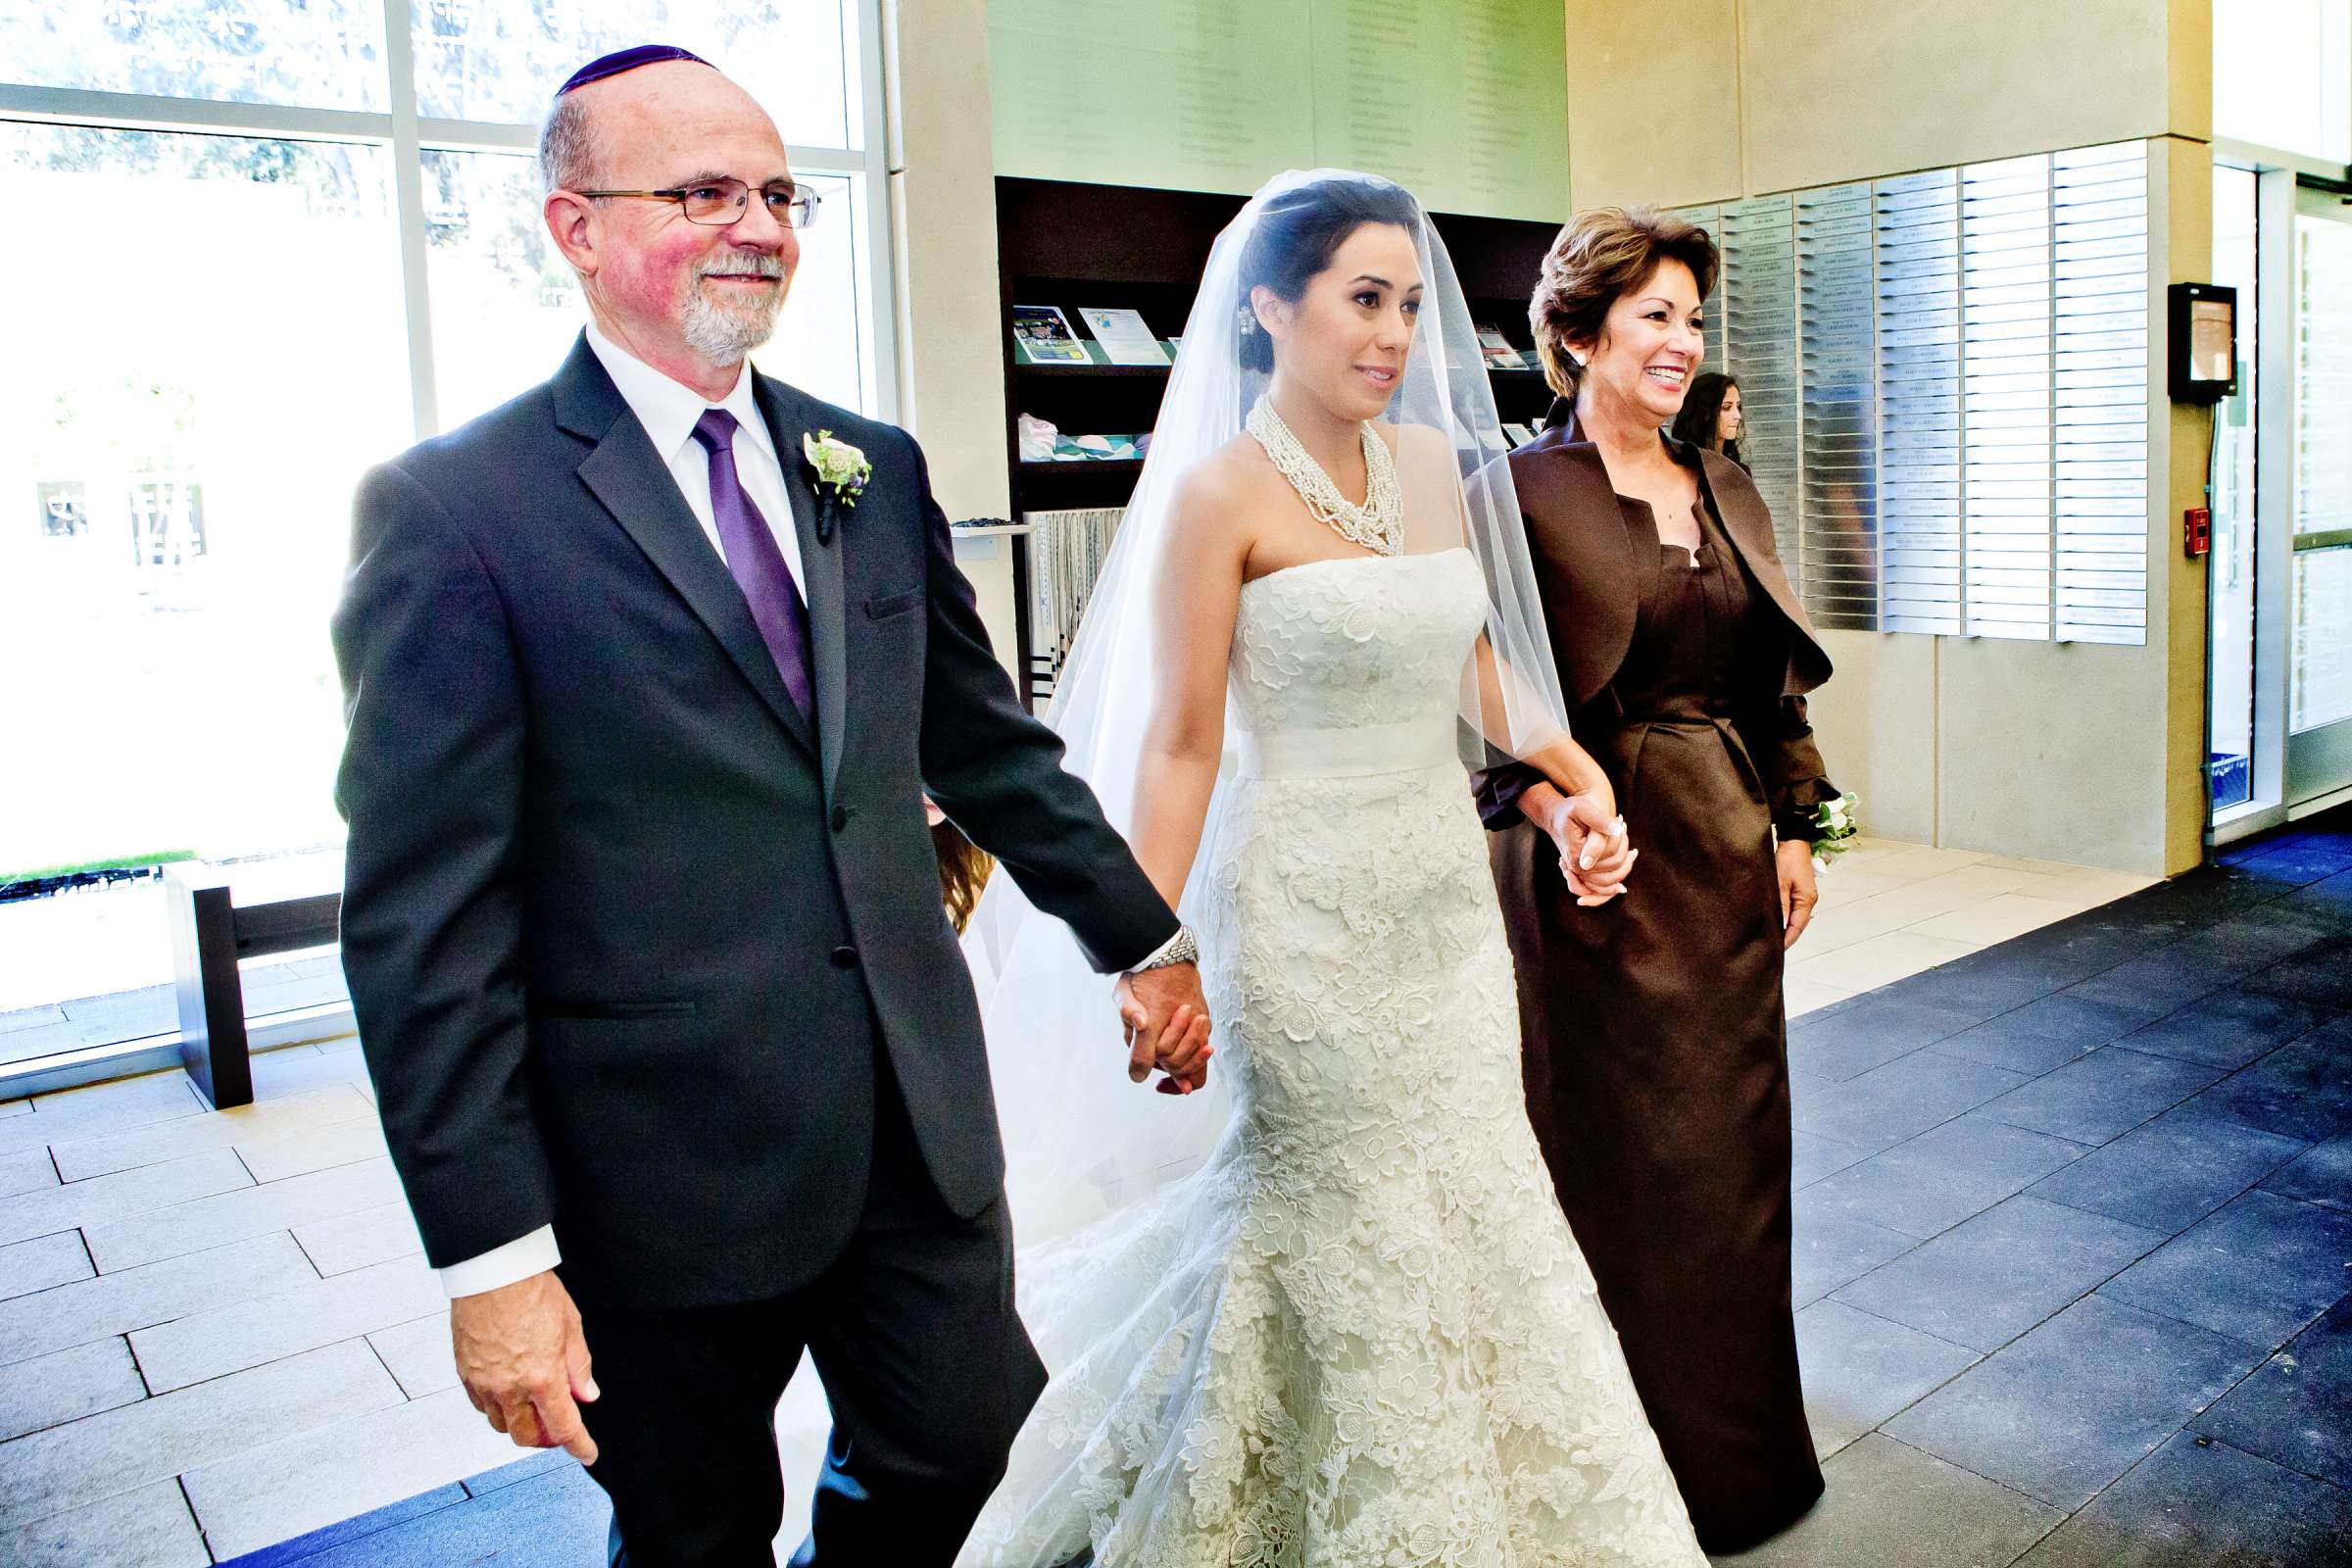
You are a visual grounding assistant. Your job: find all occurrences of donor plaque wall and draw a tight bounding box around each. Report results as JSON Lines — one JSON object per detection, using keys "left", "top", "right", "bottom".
{"left": 987, "top": 0, "right": 1571, "bottom": 223}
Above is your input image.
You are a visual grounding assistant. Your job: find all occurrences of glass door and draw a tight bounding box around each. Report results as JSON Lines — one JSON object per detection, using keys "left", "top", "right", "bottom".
{"left": 2290, "top": 184, "right": 2352, "bottom": 806}
{"left": 2210, "top": 167, "right": 2260, "bottom": 814}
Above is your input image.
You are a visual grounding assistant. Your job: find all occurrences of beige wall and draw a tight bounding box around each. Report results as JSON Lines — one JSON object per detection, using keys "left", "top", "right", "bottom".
{"left": 1804, "top": 630, "right": 1935, "bottom": 845}
{"left": 1563, "top": 0, "right": 1741, "bottom": 210}
{"left": 2159, "top": 132, "right": 2214, "bottom": 874}
{"left": 1567, "top": 0, "right": 2210, "bottom": 211}
{"left": 885, "top": 0, "right": 1022, "bottom": 668}
{"left": 1565, "top": 0, "right": 2215, "bottom": 874}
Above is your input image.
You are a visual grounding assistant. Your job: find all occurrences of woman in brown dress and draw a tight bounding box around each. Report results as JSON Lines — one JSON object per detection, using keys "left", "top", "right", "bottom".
{"left": 1476, "top": 208, "right": 1839, "bottom": 1553}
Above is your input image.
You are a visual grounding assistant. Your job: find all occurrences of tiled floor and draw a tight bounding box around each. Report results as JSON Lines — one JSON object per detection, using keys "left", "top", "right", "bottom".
{"left": 5, "top": 826, "right": 2347, "bottom": 1564}
{"left": 1735, "top": 808, "right": 2352, "bottom": 1567}
{"left": 1777, "top": 839, "right": 2155, "bottom": 1020}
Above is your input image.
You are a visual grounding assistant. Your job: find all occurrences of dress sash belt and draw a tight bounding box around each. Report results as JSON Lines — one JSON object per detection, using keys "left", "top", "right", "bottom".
{"left": 1235, "top": 718, "right": 1460, "bottom": 781}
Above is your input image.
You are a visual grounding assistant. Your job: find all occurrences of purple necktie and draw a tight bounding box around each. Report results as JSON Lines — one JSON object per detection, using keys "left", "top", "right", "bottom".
{"left": 692, "top": 409, "right": 814, "bottom": 724}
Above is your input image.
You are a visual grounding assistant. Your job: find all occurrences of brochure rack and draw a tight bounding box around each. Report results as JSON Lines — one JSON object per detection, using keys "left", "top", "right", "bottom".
{"left": 996, "top": 176, "right": 1560, "bottom": 709}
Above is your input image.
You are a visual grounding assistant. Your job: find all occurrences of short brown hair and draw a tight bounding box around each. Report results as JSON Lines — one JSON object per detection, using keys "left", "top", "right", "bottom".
{"left": 1529, "top": 207, "right": 1720, "bottom": 398}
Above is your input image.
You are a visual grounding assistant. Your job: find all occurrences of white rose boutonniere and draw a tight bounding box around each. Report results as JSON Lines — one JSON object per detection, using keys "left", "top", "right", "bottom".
{"left": 803, "top": 430, "right": 871, "bottom": 507}
{"left": 1810, "top": 792, "right": 1860, "bottom": 874}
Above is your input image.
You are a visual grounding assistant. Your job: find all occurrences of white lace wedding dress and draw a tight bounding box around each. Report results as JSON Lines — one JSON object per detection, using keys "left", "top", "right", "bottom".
{"left": 958, "top": 548, "right": 1707, "bottom": 1568}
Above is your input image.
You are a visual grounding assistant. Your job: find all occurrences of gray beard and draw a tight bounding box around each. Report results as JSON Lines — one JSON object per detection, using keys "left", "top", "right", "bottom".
{"left": 680, "top": 278, "right": 781, "bottom": 365}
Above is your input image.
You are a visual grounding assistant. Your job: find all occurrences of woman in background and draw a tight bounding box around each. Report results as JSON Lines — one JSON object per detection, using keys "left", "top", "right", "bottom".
{"left": 1670, "top": 369, "right": 1745, "bottom": 469}
{"left": 1478, "top": 208, "right": 1839, "bottom": 1553}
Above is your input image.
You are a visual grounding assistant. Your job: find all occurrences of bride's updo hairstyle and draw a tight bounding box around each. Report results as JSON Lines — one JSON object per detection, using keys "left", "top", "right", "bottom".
{"left": 1237, "top": 177, "right": 1422, "bottom": 374}
{"left": 1529, "top": 206, "right": 1718, "bottom": 398}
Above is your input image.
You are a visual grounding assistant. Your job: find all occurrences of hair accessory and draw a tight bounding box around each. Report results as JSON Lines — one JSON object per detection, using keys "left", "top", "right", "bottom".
{"left": 555, "top": 44, "right": 710, "bottom": 98}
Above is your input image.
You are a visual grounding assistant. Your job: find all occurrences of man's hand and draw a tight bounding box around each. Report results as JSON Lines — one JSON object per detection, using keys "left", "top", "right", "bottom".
{"left": 1116, "top": 961, "right": 1213, "bottom": 1095}
{"left": 1540, "top": 793, "right": 1637, "bottom": 906}
{"left": 1778, "top": 839, "right": 1821, "bottom": 951}
{"left": 451, "top": 1269, "right": 600, "bottom": 1464}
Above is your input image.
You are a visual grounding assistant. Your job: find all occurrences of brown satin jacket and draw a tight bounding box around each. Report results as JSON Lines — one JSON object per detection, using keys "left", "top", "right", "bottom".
{"left": 1475, "top": 403, "right": 1838, "bottom": 839}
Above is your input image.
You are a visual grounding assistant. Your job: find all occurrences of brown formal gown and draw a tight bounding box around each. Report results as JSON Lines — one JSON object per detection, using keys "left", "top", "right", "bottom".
{"left": 1478, "top": 408, "right": 1838, "bottom": 1554}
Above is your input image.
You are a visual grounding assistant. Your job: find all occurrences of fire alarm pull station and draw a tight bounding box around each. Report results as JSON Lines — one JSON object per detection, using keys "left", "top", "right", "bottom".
{"left": 2185, "top": 507, "right": 2212, "bottom": 558}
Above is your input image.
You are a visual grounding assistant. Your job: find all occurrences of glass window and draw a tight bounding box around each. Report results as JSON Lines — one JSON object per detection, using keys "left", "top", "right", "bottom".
{"left": 2215, "top": 0, "right": 2351, "bottom": 163}
{"left": 424, "top": 149, "right": 590, "bottom": 429}
{"left": 2296, "top": 202, "right": 2352, "bottom": 735}
{"left": 411, "top": 0, "right": 857, "bottom": 148}
{"left": 427, "top": 160, "right": 869, "bottom": 429}
{"left": 751, "top": 172, "right": 868, "bottom": 414}
{"left": 0, "top": 126, "right": 405, "bottom": 890}
{"left": 0, "top": 4, "right": 888, "bottom": 1063}
{"left": 2291, "top": 547, "right": 2352, "bottom": 732}
{"left": 2297, "top": 210, "right": 2352, "bottom": 544}
{"left": 0, "top": 1, "right": 390, "bottom": 111}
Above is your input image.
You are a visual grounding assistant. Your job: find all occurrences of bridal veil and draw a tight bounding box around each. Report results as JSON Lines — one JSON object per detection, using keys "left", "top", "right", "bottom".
{"left": 963, "top": 169, "right": 1568, "bottom": 1248}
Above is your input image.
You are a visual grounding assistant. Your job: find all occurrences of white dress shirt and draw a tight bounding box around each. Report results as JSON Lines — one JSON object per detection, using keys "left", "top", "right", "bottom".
{"left": 584, "top": 321, "right": 808, "bottom": 599}
{"left": 437, "top": 327, "right": 808, "bottom": 1300}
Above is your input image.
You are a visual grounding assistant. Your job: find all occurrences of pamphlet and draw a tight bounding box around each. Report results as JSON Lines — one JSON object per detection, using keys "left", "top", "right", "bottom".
{"left": 1476, "top": 323, "right": 1527, "bottom": 369}
{"left": 1077, "top": 307, "right": 1170, "bottom": 367}
{"left": 1012, "top": 305, "right": 1089, "bottom": 364}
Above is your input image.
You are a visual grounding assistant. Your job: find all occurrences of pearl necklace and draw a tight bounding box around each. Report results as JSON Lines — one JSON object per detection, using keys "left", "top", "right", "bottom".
{"left": 1245, "top": 397, "right": 1403, "bottom": 558}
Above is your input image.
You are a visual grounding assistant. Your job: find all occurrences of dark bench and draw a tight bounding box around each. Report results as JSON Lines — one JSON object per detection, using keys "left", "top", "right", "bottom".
{"left": 164, "top": 863, "right": 342, "bottom": 1109}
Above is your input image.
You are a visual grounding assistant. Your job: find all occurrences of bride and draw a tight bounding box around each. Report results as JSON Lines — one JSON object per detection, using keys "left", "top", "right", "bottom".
{"left": 957, "top": 172, "right": 1707, "bottom": 1567}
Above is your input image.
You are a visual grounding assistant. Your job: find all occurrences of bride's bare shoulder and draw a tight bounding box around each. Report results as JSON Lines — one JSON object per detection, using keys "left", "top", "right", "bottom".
{"left": 1167, "top": 433, "right": 1281, "bottom": 529}
{"left": 1178, "top": 431, "right": 1275, "bottom": 492}
{"left": 1380, "top": 419, "right": 1459, "bottom": 470}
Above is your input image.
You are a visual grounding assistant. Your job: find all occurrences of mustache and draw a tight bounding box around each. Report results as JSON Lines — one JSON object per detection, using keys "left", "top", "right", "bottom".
{"left": 693, "top": 250, "right": 789, "bottom": 282}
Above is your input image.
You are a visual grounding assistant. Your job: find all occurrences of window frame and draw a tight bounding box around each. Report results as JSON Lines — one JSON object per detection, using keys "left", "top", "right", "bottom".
{"left": 0, "top": 0, "right": 897, "bottom": 1095}
{"left": 2212, "top": 0, "right": 2352, "bottom": 177}
{"left": 0, "top": 0, "right": 900, "bottom": 443}
{"left": 2208, "top": 11, "right": 2352, "bottom": 845}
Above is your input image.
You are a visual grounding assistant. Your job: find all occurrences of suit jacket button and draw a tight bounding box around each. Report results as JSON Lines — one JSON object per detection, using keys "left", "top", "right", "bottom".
{"left": 829, "top": 946, "right": 858, "bottom": 969}
{"left": 830, "top": 805, "right": 851, "bottom": 832}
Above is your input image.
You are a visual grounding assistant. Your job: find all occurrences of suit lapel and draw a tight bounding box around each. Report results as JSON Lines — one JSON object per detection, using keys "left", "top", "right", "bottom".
{"left": 1508, "top": 419, "right": 1640, "bottom": 710}
{"left": 754, "top": 375, "right": 848, "bottom": 800}
{"left": 1524, "top": 414, "right": 1639, "bottom": 595}
{"left": 1692, "top": 448, "right": 1827, "bottom": 675}
{"left": 554, "top": 338, "right": 819, "bottom": 760}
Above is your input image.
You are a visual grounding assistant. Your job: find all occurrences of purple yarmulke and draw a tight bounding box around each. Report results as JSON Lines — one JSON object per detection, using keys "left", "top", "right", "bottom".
{"left": 554, "top": 44, "right": 710, "bottom": 98}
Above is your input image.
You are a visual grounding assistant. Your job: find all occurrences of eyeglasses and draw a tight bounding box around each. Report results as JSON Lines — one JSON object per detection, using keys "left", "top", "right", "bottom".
{"left": 576, "top": 176, "right": 822, "bottom": 229}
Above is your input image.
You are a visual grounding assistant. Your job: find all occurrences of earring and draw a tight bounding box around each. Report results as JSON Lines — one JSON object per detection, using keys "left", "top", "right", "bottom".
{"left": 1238, "top": 306, "right": 1257, "bottom": 336}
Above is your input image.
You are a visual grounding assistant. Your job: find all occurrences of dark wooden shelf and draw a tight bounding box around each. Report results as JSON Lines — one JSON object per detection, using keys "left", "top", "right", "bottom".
{"left": 1019, "top": 459, "right": 1146, "bottom": 475}
{"left": 1012, "top": 362, "right": 1173, "bottom": 378}
{"left": 995, "top": 176, "right": 1562, "bottom": 712}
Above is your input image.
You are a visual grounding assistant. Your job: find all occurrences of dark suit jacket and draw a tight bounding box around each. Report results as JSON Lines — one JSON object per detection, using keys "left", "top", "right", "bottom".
{"left": 1475, "top": 408, "right": 1838, "bottom": 838}
{"left": 332, "top": 335, "right": 1176, "bottom": 1310}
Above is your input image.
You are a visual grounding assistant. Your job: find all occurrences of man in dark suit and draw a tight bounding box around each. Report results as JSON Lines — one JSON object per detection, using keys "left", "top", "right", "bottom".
{"left": 331, "top": 47, "right": 1211, "bottom": 1568}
